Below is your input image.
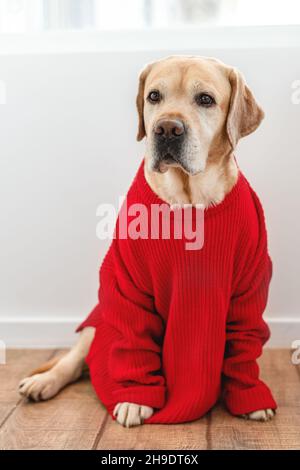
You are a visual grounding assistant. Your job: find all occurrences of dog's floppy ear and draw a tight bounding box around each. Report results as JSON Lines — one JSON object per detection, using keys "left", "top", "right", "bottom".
{"left": 226, "top": 68, "right": 265, "bottom": 149}
{"left": 136, "top": 63, "right": 153, "bottom": 141}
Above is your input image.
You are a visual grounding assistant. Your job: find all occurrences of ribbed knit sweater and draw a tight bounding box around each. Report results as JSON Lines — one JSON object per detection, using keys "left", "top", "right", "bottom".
{"left": 77, "top": 159, "right": 277, "bottom": 424}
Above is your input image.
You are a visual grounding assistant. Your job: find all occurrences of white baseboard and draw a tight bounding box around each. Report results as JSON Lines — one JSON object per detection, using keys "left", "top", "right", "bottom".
{"left": 266, "top": 318, "right": 300, "bottom": 348}
{"left": 0, "top": 317, "right": 299, "bottom": 349}
{"left": 0, "top": 317, "right": 82, "bottom": 349}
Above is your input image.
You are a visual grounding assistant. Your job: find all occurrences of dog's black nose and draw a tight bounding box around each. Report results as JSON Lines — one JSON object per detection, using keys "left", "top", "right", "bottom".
{"left": 154, "top": 119, "right": 185, "bottom": 139}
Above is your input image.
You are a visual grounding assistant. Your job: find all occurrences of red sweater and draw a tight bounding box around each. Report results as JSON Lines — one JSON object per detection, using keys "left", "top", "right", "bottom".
{"left": 77, "top": 160, "right": 277, "bottom": 424}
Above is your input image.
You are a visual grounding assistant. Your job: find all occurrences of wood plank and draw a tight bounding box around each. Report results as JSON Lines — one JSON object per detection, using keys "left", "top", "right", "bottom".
{"left": 0, "top": 349, "right": 108, "bottom": 449}
{"left": 0, "top": 349, "right": 56, "bottom": 402}
{"left": 97, "top": 415, "right": 209, "bottom": 450}
{"left": 0, "top": 375, "right": 108, "bottom": 450}
{"left": 208, "top": 349, "right": 300, "bottom": 450}
{"left": 0, "top": 349, "right": 55, "bottom": 430}
{"left": 1, "top": 348, "right": 299, "bottom": 450}
{"left": 0, "top": 403, "right": 16, "bottom": 429}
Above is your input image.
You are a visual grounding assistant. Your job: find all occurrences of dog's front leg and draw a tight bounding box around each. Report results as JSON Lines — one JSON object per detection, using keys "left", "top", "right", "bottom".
{"left": 113, "top": 402, "right": 154, "bottom": 427}
{"left": 222, "top": 255, "right": 277, "bottom": 420}
{"left": 88, "top": 244, "right": 166, "bottom": 426}
{"left": 242, "top": 408, "right": 275, "bottom": 422}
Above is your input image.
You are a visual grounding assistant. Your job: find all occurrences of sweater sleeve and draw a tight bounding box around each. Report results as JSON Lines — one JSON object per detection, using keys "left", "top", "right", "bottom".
{"left": 97, "top": 238, "right": 166, "bottom": 410}
{"left": 222, "top": 192, "right": 277, "bottom": 415}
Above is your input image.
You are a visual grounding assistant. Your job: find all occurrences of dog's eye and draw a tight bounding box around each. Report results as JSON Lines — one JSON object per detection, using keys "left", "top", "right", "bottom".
{"left": 147, "top": 90, "right": 161, "bottom": 103}
{"left": 195, "top": 93, "right": 215, "bottom": 107}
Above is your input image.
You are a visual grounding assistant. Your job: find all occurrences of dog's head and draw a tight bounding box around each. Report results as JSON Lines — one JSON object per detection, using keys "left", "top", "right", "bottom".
{"left": 136, "top": 56, "right": 264, "bottom": 175}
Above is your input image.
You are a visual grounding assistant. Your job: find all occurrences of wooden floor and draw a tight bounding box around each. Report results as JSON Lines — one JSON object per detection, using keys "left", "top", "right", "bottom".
{"left": 0, "top": 349, "right": 299, "bottom": 450}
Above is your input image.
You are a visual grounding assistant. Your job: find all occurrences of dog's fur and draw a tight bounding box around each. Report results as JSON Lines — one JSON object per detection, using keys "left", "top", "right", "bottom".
{"left": 19, "top": 56, "right": 274, "bottom": 427}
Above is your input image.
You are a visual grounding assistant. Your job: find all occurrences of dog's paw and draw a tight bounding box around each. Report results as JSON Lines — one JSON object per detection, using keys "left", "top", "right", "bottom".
{"left": 113, "top": 402, "right": 154, "bottom": 428}
{"left": 18, "top": 372, "right": 62, "bottom": 401}
{"left": 241, "top": 408, "right": 275, "bottom": 422}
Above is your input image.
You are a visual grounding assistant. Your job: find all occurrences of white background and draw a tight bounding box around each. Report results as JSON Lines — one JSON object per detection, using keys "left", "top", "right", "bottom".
{"left": 0, "top": 27, "right": 300, "bottom": 347}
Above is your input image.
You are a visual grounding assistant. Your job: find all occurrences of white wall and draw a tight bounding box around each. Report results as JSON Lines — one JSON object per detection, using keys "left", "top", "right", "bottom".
{"left": 1, "top": 28, "right": 300, "bottom": 347}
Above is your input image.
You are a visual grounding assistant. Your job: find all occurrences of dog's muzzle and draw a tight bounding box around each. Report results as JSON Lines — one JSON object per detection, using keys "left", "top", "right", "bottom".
{"left": 153, "top": 118, "right": 186, "bottom": 173}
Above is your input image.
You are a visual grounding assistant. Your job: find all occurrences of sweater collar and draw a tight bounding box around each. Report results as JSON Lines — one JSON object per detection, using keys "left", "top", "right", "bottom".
{"left": 135, "top": 158, "right": 246, "bottom": 217}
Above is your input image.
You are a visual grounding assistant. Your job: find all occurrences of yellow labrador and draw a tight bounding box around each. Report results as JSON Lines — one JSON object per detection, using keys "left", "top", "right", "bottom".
{"left": 18, "top": 56, "right": 274, "bottom": 426}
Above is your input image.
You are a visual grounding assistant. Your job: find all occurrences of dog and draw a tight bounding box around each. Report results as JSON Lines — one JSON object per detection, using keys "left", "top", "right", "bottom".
{"left": 19, "top": 56, "right": 276, "bottom": 427}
